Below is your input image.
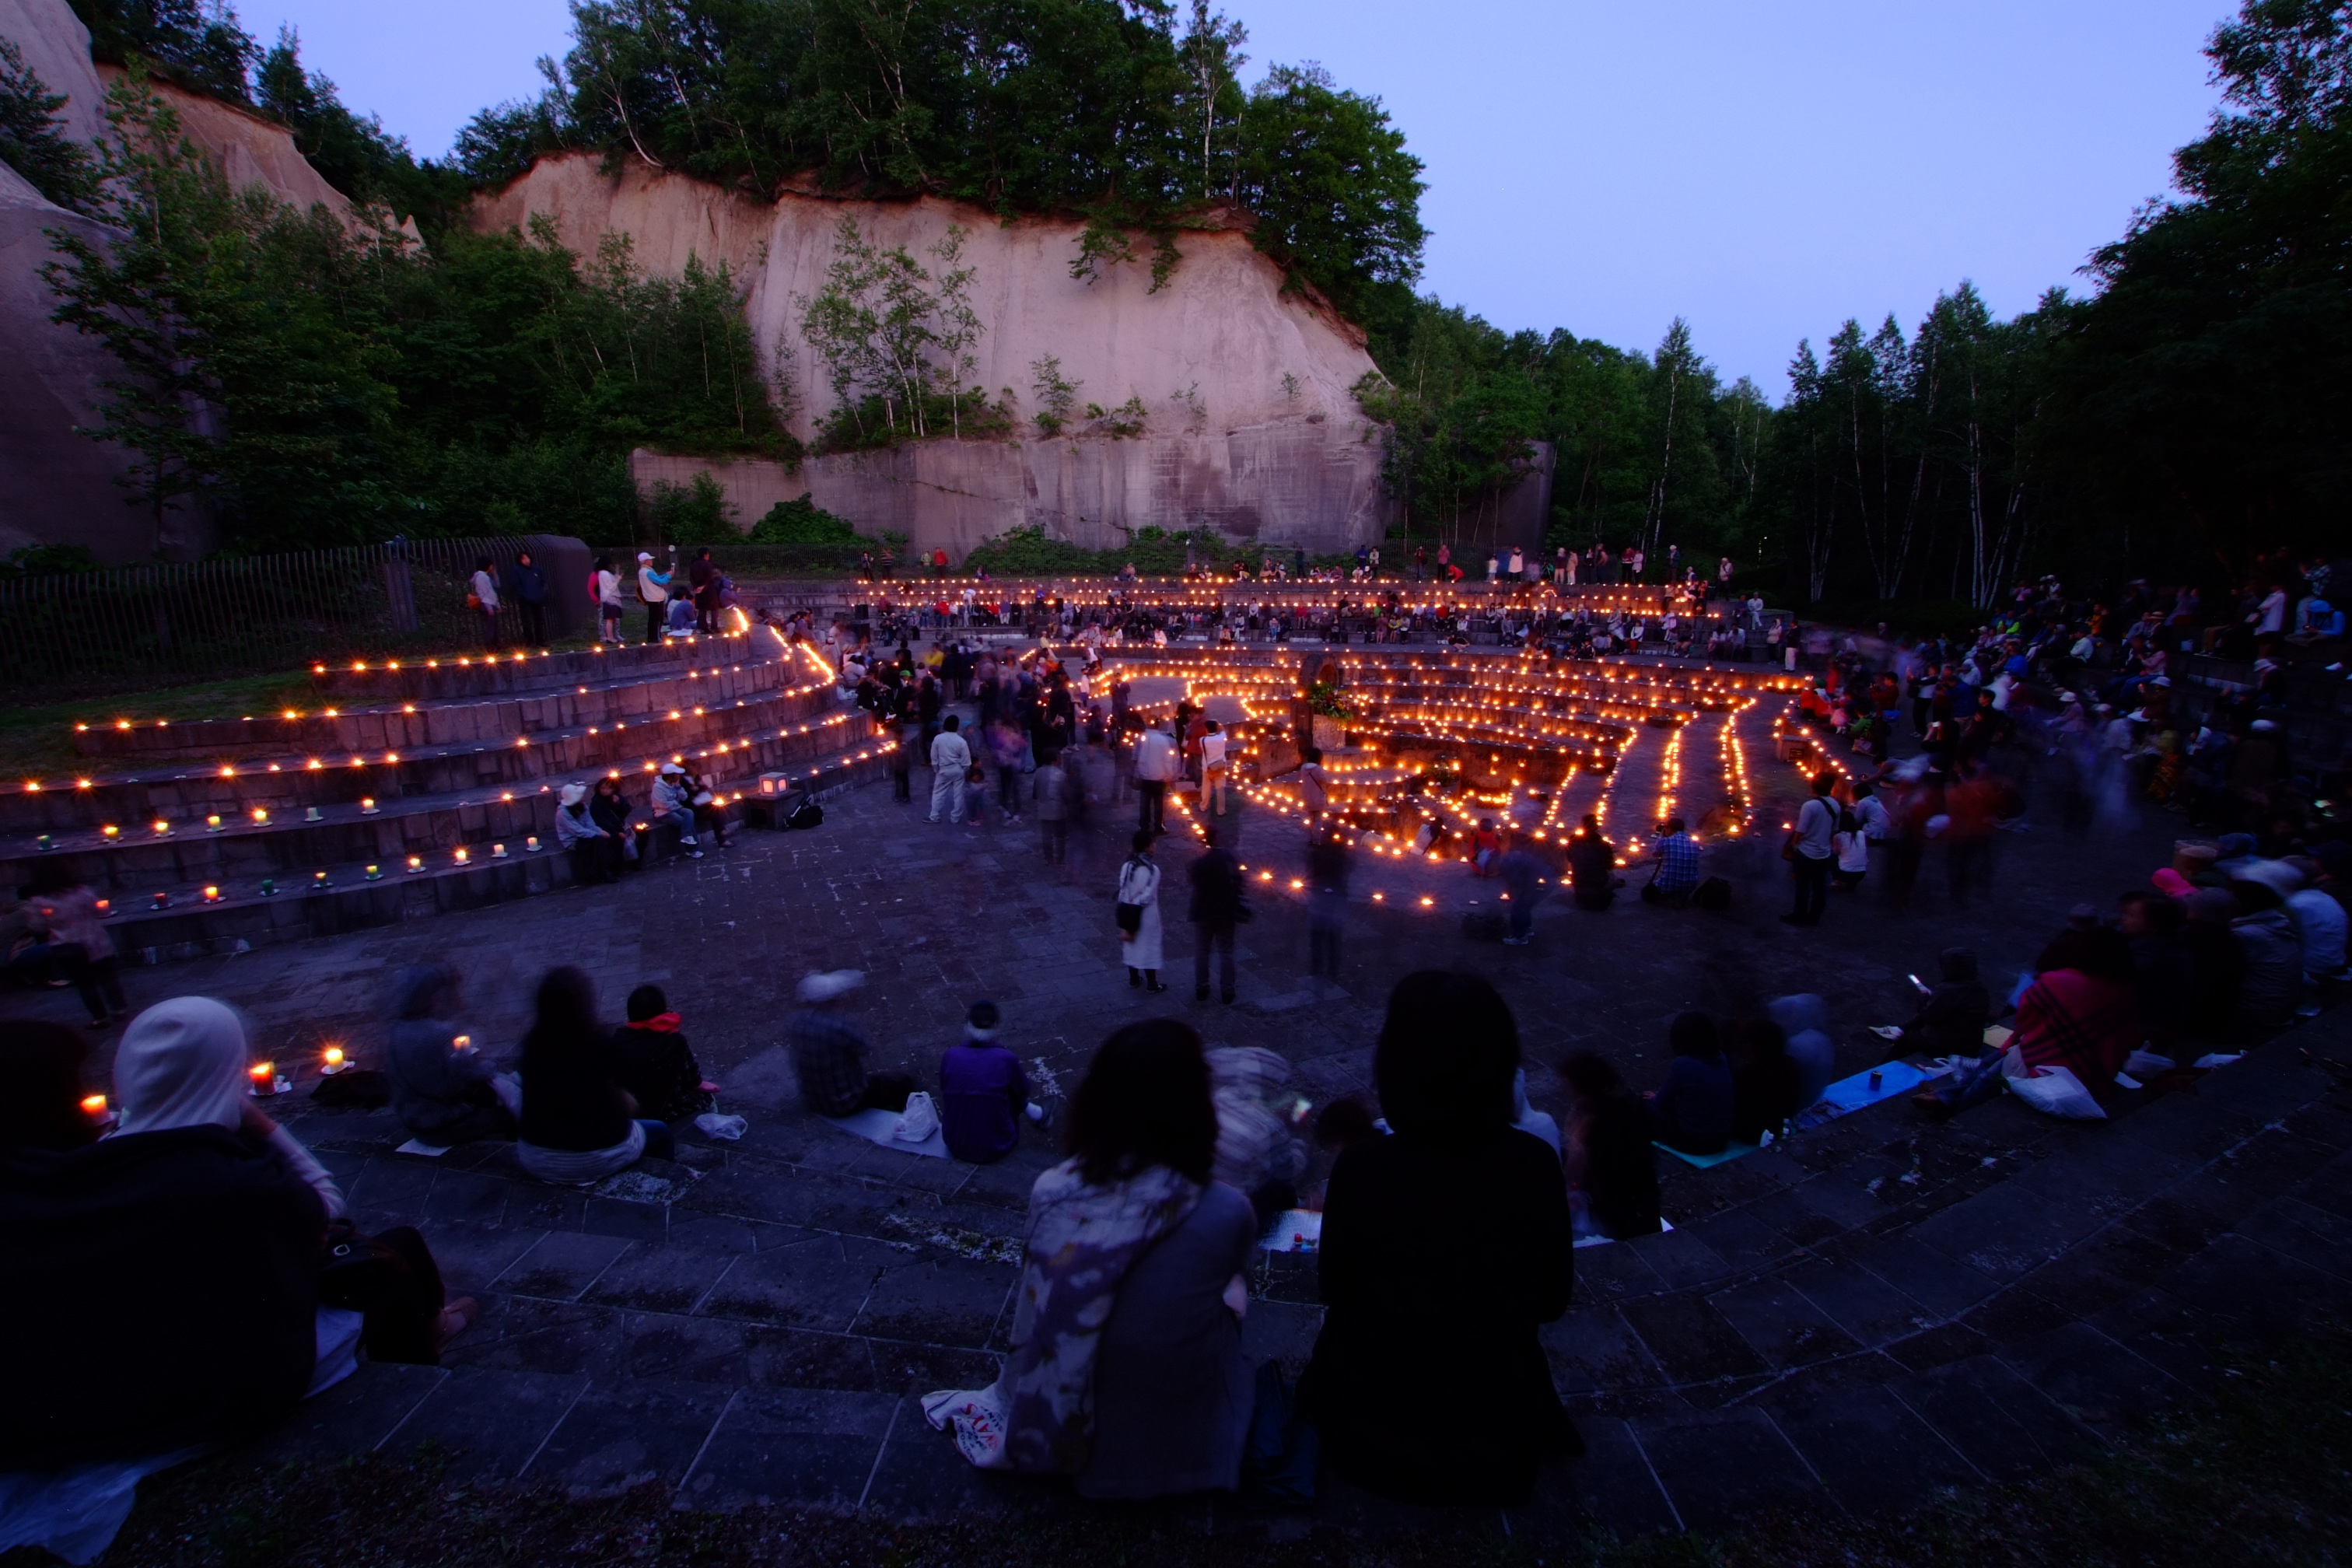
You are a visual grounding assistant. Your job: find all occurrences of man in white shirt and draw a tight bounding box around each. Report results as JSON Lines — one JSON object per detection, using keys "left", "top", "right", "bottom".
{"left": 928, "top": 716, "right": 973, "bottom": 824}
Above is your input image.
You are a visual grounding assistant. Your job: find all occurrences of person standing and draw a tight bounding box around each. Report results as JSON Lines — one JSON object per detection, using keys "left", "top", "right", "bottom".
{"left": 1307, "top": 833, "right": 1349, "bottom": 981}
{"left": 1034, "top": 747, "right": 1070, "bottom": 866}
{"left": 689, "top": 548, "right": 719, "bottom": 635}
{"left": 1499, "top": 837, "right": 1544, "bottom": 944}
{"left": 635, "top": 552, "right": 670, "bottom": 645}
{"left": 1116, "top": 831, "right": 1167, "bottom": 992}
{"left": 1187, "top": 826, "right": 1244, "bottom": 1005}
{"left": 506, "top": 551, "right": 548, "bottom": 647}
{"left": 1134, "top": 720, "right": 1178, "bottom": 835}
{"left": 1783, "top": 773, "right": 1837, "bottom": 926}
{"left": 929, "top": 716, "right": 973, "bottom": 824}
{"left": 593, "top": 555, "right": 626, "bottom": 644}
{"left": 1198, "top": 718, "right": 1230, "bottom": 817}
{"left": 468, "top": 558, "right": 502, "bottom": 651}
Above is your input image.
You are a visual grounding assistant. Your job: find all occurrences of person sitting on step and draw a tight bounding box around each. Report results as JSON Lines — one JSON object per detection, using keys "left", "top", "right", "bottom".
{"left": 612, "top": 984, "right": 714, "bottom": 1125}
{"left": 516, "top": 967, "right": 675, "bottom": 1183}
{"left": 1647, "top": 1010, "right": 1734, "bottom": 1156}
{"left": 922, "top": 1019, "right": 1257, "bottom": 1500}
{"left": 1300, "top": 971, "right": 1579, "bottom": 1505}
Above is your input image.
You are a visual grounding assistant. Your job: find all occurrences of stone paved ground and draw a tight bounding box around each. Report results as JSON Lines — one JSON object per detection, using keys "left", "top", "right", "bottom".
{"left": 19, "top": 681, "right": 2352, "bottom": 1538}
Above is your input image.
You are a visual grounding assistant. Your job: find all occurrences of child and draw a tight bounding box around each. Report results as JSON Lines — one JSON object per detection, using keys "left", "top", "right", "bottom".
{"left": 612, "top": 984, "right": 715, "bottom": 1123}
{"left": 963, "top": 764, "right": 989, "bottom": 828}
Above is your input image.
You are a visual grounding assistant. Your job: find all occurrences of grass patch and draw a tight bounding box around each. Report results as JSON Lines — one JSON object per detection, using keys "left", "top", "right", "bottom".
{"left": 51, "top": 1323, "right": 2352, "bottom": 1567}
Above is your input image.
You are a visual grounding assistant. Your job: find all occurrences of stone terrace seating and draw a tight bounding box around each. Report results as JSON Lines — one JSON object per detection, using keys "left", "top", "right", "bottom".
{"left": 0, "top": 635, "right": 894, "bottom": 958}
{"left": 251, "top": 1011, "right": 2352, "bottom": 1534}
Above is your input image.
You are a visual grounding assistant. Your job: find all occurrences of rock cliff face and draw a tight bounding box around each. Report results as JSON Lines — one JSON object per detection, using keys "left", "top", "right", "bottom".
{"left": 478, "top": 154, "right": 1398, "bottom": 556}
{"left": 0, "top": 0, "right": 363, "bottom": 561}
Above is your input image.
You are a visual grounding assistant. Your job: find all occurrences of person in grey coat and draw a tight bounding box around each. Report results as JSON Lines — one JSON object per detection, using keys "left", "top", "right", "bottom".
{"left": 386, "top": 964, "right": 515, "bottom": 1145}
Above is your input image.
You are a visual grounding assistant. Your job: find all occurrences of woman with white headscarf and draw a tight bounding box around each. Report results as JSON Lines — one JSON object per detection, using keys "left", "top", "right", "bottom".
{"left": 0, "top": 998, "right": 471, "bottom": 1469}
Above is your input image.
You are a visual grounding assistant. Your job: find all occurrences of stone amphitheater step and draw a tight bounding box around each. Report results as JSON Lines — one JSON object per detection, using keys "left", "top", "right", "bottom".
{"left": 247, "top": 1013, "right": 2352, "bottom": 1535}
{"left": 74, "top": 652, "right": 796, "bottom": 761}
{"left": 7, "top": 632, "right": 898, "bottom": 957}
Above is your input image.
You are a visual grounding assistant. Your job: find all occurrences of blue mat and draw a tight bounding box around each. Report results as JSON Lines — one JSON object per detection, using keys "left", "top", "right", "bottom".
{"left": 1792, "top": 1058, "right": 1948, "bottom": 1129}
{"left": 1658, "top": 1059, "right": 1958, "bottom": 1167}
{"left": 1655, "top": 1139, "right": 1761, "bottom": 1169}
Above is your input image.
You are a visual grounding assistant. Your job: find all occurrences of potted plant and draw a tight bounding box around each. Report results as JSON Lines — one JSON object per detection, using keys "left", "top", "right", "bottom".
{"left": 1305, "top": 680, "right": 1352, "bottom": 751}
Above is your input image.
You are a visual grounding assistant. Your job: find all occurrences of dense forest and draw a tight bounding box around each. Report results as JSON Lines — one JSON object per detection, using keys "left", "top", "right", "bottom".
{"left": 6, "top": 0, "right": 2348, "bottom": 605}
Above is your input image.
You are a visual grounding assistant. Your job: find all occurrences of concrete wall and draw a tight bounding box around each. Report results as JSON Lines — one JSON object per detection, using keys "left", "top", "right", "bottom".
{"left": 633, "top": 415, "right": 1391, "bottom": 561}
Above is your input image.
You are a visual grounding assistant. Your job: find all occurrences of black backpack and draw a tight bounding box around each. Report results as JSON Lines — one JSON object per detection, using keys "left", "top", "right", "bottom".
{"left": 782, "top": 789, "right": 824, "bottom": 830}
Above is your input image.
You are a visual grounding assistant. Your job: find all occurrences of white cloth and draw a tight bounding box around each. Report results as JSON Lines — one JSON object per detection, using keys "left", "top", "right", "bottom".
{"left": 470, "top": 569, "right": 499, "bottom": 611}
{"left": 1116, "top": 858, "right": 1164, "bottom": 970}
{"left": 115, "top": 998, "right": 250, "bottom": 1134}
{"left": 596, "top": 569, "right": 624, "bottom": 607}
{"left": 518, "top": 1119, "right": 646, "bottom": 1185}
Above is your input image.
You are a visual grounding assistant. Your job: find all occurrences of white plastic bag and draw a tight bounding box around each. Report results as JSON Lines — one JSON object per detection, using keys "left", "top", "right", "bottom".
{"left": 693, "top": 1112, "right": 747, "bottom": 1142}
{"left": 2125, "top": 1048, "right": 2175, "bottom": 1076}
{"left": 894, "top": 1090, "right": 941, "bottom": 1144}
{"left": 2006, "top": 1064, "right": 2107, "bottom": 1120}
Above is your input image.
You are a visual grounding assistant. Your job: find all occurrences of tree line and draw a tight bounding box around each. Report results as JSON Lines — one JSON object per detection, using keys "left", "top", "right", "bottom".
{"left": 9, "top": 0, "right": 2347, "bottom": 599}
{"left": 1361, "top": 0, "right": 2351, "bottom": 610}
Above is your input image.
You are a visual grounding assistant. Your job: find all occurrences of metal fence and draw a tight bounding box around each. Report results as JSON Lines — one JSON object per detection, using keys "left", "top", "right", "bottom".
{"left": 0, "top": 536, "right": 552, "bottom": 701}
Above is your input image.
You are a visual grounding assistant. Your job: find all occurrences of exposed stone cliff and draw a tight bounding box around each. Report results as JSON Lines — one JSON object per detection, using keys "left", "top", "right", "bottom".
{"left": 0, "top": 0, "right": 366, "bottom": 560}
{"left": 476, "top": 154, "right": 1397, "bottom": 556}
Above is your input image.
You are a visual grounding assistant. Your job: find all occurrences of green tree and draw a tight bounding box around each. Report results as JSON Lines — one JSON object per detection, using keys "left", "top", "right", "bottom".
{"left": 0, "top": 39, "right": 99, "bottom": 210}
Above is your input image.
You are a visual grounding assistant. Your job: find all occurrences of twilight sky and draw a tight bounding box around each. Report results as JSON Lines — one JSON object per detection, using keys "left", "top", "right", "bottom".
{"left": 258, "top": 0, "right": 2234, "bottom": 392}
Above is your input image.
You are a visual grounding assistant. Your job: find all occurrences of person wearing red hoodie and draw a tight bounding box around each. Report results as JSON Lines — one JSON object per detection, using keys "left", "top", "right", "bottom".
{"left": 613, "top": 985, "right": 715, "bottom": 1123}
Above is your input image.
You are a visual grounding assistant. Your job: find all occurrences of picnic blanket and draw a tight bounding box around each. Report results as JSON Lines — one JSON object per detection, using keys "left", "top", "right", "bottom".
{"left": 824, "top": 1106, "right": 949, "bottom": 1160}
{"left": 1658, "top": 1058, "right": 1960, "bottom": 1168}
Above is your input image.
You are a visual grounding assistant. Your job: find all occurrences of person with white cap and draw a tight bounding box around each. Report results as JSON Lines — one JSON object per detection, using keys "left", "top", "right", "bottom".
{"left": 789, "top": 969, "right": 915, "bottom": 1117}
{"left": 554, "top": 782, "right": 619, "bottom": 883}
{"left": 651, "top": 764, "right": 703, "bottom": 859}
{"left": 635, "top": 552, "right": 672, "bottom": 646}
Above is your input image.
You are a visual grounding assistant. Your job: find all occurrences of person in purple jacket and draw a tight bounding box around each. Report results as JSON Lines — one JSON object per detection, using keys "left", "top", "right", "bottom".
{"left": 940, "top": 1000, "right": 1030, "bottom": 1164}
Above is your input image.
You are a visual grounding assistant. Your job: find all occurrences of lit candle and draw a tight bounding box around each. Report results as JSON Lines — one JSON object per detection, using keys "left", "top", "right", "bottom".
{"left": 313, "top": 870, "right": 330, "bottom": 887}
{"left": 525, "top": 835, "right": 540, "bottom": 851}
{"left": 251, "top": 808, "right": 268, "bottom": 824}
{"left": 453, "top": 848, "right": 469, "bottom": 865}
{"left": 205, "top": 814, "right": 222, "bottom": 831}
{"left": 366, "top": 863, "right": 382, "bottom": 880}
{"left": 360, "top": 797, "right": 377, "bottom": 814}
{"left": 202, "top": 885, "right": 220, "bottom": 903}
{"left": 492, "top": 842, "right": 507, "bottom": 859}
{"left": 150, "top": 891, "right": 170, "bottom": 909}
{"left": 248, "top": 1061, "right": 273, "bottom": 1093}
{"left": 81, "top": 1093, "right": 110, "bottom": 1123}
{"left": 321, "top": 1045, "right": 345, "bottom": 1075}
{"left": 406, "top": 855, "right": 422, "bottom": 872}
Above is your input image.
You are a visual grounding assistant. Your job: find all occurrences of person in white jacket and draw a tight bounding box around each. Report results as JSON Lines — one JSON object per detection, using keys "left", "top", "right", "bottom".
{"left": 929, "top": 716, "right": 974, "bottom": 824}
{"left": 593, "top": 555, "right": 626, "bottom": 643}
{"left": 469, "top": 558, "right": 501, "bottom": 650}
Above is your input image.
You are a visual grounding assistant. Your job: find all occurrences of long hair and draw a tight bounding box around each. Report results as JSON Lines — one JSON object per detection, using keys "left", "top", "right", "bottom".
{"left": 1067, "top": 1019, "right": 1215, "bottom": 1186}
{"left": 525, "top": 965, "right": 600, "bottom": 1054}
{"left": 1375, "top": 971, "right": 1519, "bottom": 1143}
